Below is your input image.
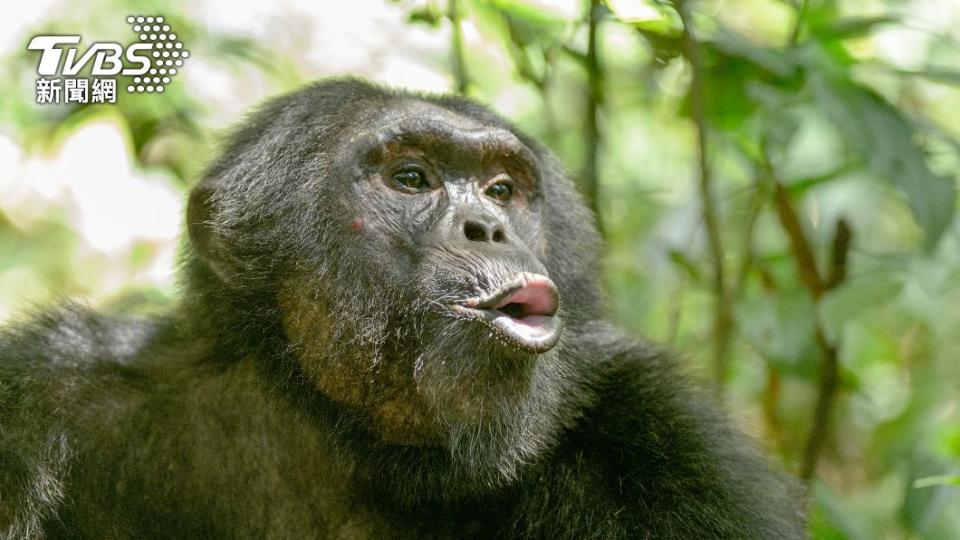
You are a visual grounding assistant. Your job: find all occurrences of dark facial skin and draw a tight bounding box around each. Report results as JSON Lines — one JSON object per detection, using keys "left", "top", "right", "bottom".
{"left": 349, "top": 105, "right": 561, "bottom": 350}
{"left": 278, "top": 103, "right": 571, "bottom": 453}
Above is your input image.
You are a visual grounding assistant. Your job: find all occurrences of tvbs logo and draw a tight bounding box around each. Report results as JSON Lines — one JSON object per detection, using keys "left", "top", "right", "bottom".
{"left": 27, "top": 15, "right": 189, "bottom": 105}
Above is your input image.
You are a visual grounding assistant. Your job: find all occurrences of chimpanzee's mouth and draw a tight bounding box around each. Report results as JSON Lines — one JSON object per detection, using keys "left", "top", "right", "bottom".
{"left": 452, "top": 272, "right": 562, "bottom": 353}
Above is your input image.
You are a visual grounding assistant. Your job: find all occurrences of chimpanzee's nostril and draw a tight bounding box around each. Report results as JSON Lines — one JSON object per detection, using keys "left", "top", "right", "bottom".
{"left": 464, "top": 221, "right": 488, "bottom": 242}
{"left": 492, "top": 228, "right": 506, "bottom": 243}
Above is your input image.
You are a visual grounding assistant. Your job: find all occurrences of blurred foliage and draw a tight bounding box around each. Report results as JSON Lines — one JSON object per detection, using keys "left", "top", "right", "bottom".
{"left": 2, "top": 0, "right": 960, "bottom": 537}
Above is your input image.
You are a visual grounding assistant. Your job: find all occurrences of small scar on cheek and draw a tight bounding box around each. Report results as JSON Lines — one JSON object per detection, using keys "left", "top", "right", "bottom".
{"left": 350, "top": 218, "right": 364, "bottom": 231}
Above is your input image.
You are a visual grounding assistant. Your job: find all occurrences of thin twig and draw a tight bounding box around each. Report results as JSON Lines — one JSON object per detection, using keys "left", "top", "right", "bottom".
{"left": 732, "top": 174, "right": 769, "bottom": 300}
{"left": 826, "top": 220, "right": 852, "bottom": 289}
{"left": 448, "top": 0, "right": 469, "bottom": 94}
{"left": 788, "top": 0, "right": 809, "bottom": 47}
{"left": 763, "top": 369, "right": 786, "bottom": 452}
{"left": 773, "top": 183, "right": 824, "bottom": 298}
{"left": 674, "top": 0, "right": 734, "bottom": 394}
{"left": 582, "top": 0, "right": 604, "bottom": 232}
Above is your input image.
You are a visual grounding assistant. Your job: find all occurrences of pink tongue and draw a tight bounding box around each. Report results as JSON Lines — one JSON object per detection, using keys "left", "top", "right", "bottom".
{"left": 495, "top": 280, "right": 558, "bottom": 318}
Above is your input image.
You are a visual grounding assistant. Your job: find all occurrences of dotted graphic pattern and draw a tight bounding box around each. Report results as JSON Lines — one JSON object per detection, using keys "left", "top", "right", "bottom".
{"left": 125, "top": 16, "right": 189, "bottom": 94}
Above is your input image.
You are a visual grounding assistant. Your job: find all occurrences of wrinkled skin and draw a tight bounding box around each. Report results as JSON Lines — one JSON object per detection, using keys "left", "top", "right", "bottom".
{"left": 0, "top": 79, "right": 805, "bottom": 539}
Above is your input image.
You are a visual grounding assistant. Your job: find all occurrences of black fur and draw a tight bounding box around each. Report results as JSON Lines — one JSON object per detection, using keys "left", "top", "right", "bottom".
{"left": 0, "top": 79, "right": 804, "bottom": 538}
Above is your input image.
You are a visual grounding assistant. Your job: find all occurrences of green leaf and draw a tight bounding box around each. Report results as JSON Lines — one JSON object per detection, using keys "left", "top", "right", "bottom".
{"left": 914, "top": 475, "right": 960, "bottom": 488}
{"left": 707, "top": 28, "right": 796, "bottom": 79}
{"left": 736, "top": 289, "right": 817, "bottom": 372}
{"left": 633, "top": 28, "right": 682, "bottom": 66}
{"left": 618, "top": 1, "right": 681, "bottom": 38}
{"left": 408, "top": 6, "right": 443, "bottom": 27}
{"left": 809, "top": 68, "right": 956, "bottom": 249}
{"left": 684, "top": 27, "right": 800, "bottom": 131}
{"left": 898, "top": 68, "right": 960, "bottom": 87}
{"left": 784, "top": 163, "right": 858, "bottom": 195}
{"left": 810, "top": 15, "right": 899, "bottom": 41}
{"left": 631, "top": 17, "right": 679, "bottom": 36}
{"left": 488, "top": 0, "right": 567, "bottom": 29}
{"left": 818, "top": 273, "right": 903, "bottom": 343}
{"left": 904, "top": 454, "right": 957, "bottom": 534}
{"left": 667, "top": 250, "right": 702, "bottom": 283}
{"left": 477, "top": 0, "right": 567, "bottom": 52}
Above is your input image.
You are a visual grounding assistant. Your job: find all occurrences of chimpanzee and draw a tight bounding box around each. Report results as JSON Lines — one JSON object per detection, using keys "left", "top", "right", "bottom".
{"left": 0, "top": 78, "right": 804, "bottom": 538}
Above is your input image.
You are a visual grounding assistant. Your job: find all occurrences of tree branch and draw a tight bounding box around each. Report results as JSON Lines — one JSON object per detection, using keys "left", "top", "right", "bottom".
{"left": 773, "top": 183, "right": 824, "bottom": 298}
{"left": 770, "top": 170, "right": 853, "bottom": 481}
{"left": 799, "top": 219, "right": 851, "bottom": 480}
{"left": 674, "top": 0, "right": 734, "bottom": 394}
{"left": 582, "top": 0, "right": 604, "bottom": 232}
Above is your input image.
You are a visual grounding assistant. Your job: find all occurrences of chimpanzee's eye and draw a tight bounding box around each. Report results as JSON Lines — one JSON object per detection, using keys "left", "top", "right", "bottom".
{"left": 392, "top": 167, "right": 430, "bottom": 192}
{"left": 485, "top": 181, "right": 514, "bottom": 202}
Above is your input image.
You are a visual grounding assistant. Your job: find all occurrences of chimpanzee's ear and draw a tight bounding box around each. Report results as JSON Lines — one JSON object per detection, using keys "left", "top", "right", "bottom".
{"left": 187, "top": 180, "right": 240, "bottom": 282}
